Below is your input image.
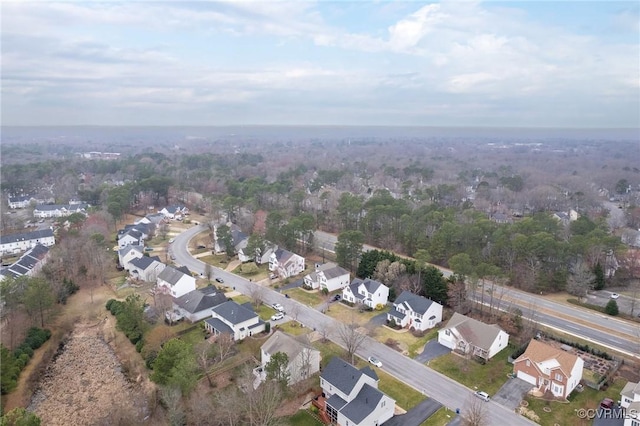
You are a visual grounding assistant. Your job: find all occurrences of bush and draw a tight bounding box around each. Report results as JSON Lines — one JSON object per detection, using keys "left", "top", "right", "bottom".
{"left": 265, "top": 322, "right": 271, "bottom": 333}
{"left": 605, "top": 300, "right": 619, "bottom": 316}
{"left": 14, "top": 344, "right": 33, "bottom": 359}
{"left": 135, "top": 339, "right": 145, "bottom": 353}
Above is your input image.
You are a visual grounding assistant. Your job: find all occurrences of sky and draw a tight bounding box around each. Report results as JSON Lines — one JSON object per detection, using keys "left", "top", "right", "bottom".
{"left": 2, "top": 1, "right": 639, "bottom": 128}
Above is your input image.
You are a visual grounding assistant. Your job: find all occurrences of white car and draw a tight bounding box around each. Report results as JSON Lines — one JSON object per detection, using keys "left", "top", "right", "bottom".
{"left": 272, "top": 303, "right": 284, "bottom": 312}
{"left": 271, "top": 312, "right": 284, "bottom": 321}
{"left": 367, "top": 356, "right": 382, "bottom": 368}
{"left": 610, "top": 293, "right": 619, "bottom": 299}
{"left": 474, "top": 391, "right": 490, "bottom": 402}
{"left": 169, "top": 238, "right": 175, "bottom": 243}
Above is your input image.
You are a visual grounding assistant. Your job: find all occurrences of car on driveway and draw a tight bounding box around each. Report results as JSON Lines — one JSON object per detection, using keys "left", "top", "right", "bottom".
{"left": 474, "top": 391, "right": 490, "bottom": 402}
{"left": 610, "top": 293, "right": 619, "bottom": 299}
{"left": 331, "top": 294, "right": 341, "bottom": 302}
{"left": 600, "top": 398, "right": 614, "bottom": 410}
{"left": 368, "top": 356, "right": 382, "bottom": 367}
{"left": 272, "top": 303, "right": 284, "bottom": 312}
{"left": 271, "top": 312, "right": 285, "bottom": 321}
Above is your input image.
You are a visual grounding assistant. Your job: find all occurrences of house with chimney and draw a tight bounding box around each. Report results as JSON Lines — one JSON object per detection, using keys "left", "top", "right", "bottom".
{"left": 260, "top": 331, "right": 321, "bottom": 385}
{"left": 204, "top": 300, "right": 265, "bottom": 341}
{"left": 303, "top": 262, "right": 350, "bottom": 292}
{"left": 156, "top": 265, "right": 196, "bottom": 298}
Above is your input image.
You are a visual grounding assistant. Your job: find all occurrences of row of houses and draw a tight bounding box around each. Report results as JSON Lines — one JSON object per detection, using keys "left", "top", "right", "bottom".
{"left": 0, "top": 229, "right": 56, "bottom": 256}
{"left": 33, "top": 203, "right": 89, "bottom": 218}
{"left": 0, "top": 244, "right": 50, "bottom": 281}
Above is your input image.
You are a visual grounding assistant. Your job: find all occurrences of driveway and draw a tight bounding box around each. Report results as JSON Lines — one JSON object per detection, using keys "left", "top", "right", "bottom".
{"left": 415, "top": 340, "right": 451, "bottom": 363}
{"left": 593, "top": 407, "right": 625, "bottom": 426}
{"left": 492, "top": 378, "right": 534, "bottom": 410}
{"left": 369, "top": 311, "right": 388, "bottom": 327}
{"left": 384, "top": 398, "right": 442, "bottom": 426}
{"left": 279, "top": 278, "right": 303, "bottom": 292}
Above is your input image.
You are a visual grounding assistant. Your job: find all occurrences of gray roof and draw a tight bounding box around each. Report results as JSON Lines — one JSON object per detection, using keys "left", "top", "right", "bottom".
{"left": 326, "top": 393, "right": 348, "bottom": 411}
{"left": 0, "top": 229, "right": 54, "bottom": 245}
{"left": 340, "top": 383, "right": 385, "bottom": 424}
{"left": 321, "top": 263, "right": 350, "bottom": 280}
{"left": 320, "top": 357, "right": 378, "bottom": 396}
{"left": 387, "top": 308, "right": 406, "bottom": 321}
{"left": 212, "top": 300, "right": 258, "bottom": 325}
{"left": 621, "top": 382, "right": 640, "bottom": 400}
{"left": 158, "top": 266, "right": 190, "bottom": 285}
{"left": 174, "top": 287, "right": 227, "bottom": 314}
{"left": 129, "top": 256, "right": 161, "bottom": 271}
{"left": 118, "top": 244, "right": 143, "bottom": 256}
{"left": 1, "top": 244, "right": 50, "bottom": 279}
{"left": 34, "top": 203, "right": 87, "bottom": 211}
{"left": 274, "top": 248, "right": 294, "bottom": 263}
{"left": 261, "top": 331, "right": 316, "bottom": 360}
{"left": 394, "top": 291, "right": 438, "bottom": 315}
{"left": 442, "top": 312, "right": 506, "bottom": 351}
{"left": 9, "top": 195, "right": 31, "bottom": 203}
{"left": 205, "top": 317, "right": 234, "bottom": 335}
{"left": 350, "top": 277, "right": 385, "bottom": 295}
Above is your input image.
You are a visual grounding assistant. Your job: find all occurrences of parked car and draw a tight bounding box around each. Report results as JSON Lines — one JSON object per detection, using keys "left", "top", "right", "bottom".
{"left": 269, "top": 273, "right": 277, "bottom": 279}
{"left": 144, "top": 247, "right": 153, "bottom": 252}
{"left": 168, "top": 238, "right": 175, "bottom": 243}
{"left": 272, "top": 303, "right": 284, "bottom": 312}
{"left": 197, "top": 244, "right": 206, "bottom": 249}
{"left": 367, "top": 356, "right": 382, "bottom": 368}
{"left": 600, "top": 398, "right": 614, "bottom": 410}
{"left": 331, "top": 294, "right": 342, "bottom": 302}
{"left": 610, "top": 293, "right": 619, "bottom": 299}
{"left": 215, "top": 277, "right": 224, "bottom": 283}
{"left": 271, "top": 312, "right": 285, "bottom": 321}
{"left": 474, "top": 391, "right": 490, "bottom": 402}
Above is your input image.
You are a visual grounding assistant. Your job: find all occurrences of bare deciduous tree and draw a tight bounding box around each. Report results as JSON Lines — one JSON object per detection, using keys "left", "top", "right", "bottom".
{"left": 244, "top": 375, "right": 284, "bottom": 426}
{"left": 212, "top": 387, "right": 243, "bottom": 426}
{"left": 566, "top": 260, "right": 595, "bottom": 301}
{"left": 213, "top": 332, "right": 235, "bottom": 363}
{"left": 462, "top": 394, "right": 489, "bottom": 426}
{"left": 337, "top": 321, "right": 368, "bottom": 365}
{"left": 159, "top": 385, "right": 185, "bottom": 426}
{"left": 249, "top": 285, "right": 265, "bottom": 308}
{"left": 195, "top": 341, "right": 217, "bottom": 387}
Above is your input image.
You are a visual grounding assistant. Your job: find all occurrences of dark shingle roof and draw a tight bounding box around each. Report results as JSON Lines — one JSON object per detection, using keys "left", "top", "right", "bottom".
{"left": 205, "top": 317, "right": 234, "bottom": 335}
{"left": 212, "top": 301, "right": 258, "bottom": 325}
{"left": 129, "top": 256, "right": 160, "bottom": 270}
{"left": 174, "top": 287, "right": 227, "bottom": 314}
{"left": 394, "top": 291, "right": 437, "bottom": 315}
{"left": 320, "top": 357, "right": 378, "bottom": 396}
{"left": 339, "top": 383, "right": 384, "bottom": 424}
{"left": 0, "top": 229, "right": 54, "bottom": 245}
{"left": 158, "top": 266, "right": 190, "bottom": 285}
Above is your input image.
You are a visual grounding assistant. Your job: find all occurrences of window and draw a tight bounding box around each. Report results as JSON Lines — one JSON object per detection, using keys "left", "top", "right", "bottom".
{"left": 445, "top": 330, "right": 450, "bottom": 336}
{"left": 526, "top": 360, "right": 530, "bottom": 367}
{"left": 555, "top": 373, "right": 562, "bottom": 382}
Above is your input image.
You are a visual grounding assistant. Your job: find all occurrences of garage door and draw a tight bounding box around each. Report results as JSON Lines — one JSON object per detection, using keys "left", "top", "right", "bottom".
{"left": 517, "top": 370, "right": 537, "bottom": 385}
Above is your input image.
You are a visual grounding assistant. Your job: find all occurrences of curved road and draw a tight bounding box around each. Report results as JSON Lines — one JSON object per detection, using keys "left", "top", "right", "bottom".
{"left": 315, "top": 231, "right": 640, "bottom": 359}
{"left": 173, "top": 224, "right": 535, "bottom": 426}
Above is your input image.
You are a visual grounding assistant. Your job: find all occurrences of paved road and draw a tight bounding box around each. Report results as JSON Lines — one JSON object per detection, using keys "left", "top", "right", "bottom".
{"left": 314, "top": 230, "right": 640, "bottom": 359}
{"left": 175, "top": 225, "right": 535, "bottom": 426}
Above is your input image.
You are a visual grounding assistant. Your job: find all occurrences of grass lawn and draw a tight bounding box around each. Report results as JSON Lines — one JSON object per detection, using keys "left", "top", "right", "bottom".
{"left": 375, "top": 368, "right": 426, "bottom": 410}
{"left": 325, "top": 303, "right": 389, "bottom": 327}
{"left": 276, "top": 322, "right": 311, "bottom": 336}
{"left": 256, "top": 304, "right": 278, "bottom": 321}
{"left": 428, "top": 346, "right": 513, "bottom": 396}
{"left": 233, "top": 295, "right": 251, "bottom": 305}
{"left": 312, "top": 340, "right": 347, "bottom": 369}
{"left": 198, "top": 254, "right": 230, "bottom": 269}
{"left": 287, "top": 288, "right": 325, "bottom": 307}
{"left": 372, "top": 327, "right": 438, "bottom": 358}
{"left": 178, "top": 326, "right": 206, "bottom": 346}
{"left": 420, "top": 407, "right": 456, "bottom": 426}
{"left": 285, "top": 409, "right": 323, "bottom": 426}
{"left": 232, "top": 262, "right": 270, "bottom": 280}
{"left": 523, "top": 377, "right": 626, "bottom": 426}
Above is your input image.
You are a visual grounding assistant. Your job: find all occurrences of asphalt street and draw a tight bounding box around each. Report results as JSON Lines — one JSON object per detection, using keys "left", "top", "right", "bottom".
{"left": 173, "top": 224, "right": 535, "bottom": 426}
{"left": 314, "top": 230, "right": 640, "bottom": 359}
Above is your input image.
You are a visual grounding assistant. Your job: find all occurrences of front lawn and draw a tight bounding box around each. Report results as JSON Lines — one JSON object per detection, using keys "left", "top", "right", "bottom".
{"left": 372, "top": 327, "right": 438, "bottom": 358}
{"left": 523, "top": 377, "right": 626, "bottom": 426}
{"left": 198, "top": 254, "right": 230, "bottom": 269}
{"left": 325, "top": 303, "right": 389, "bottom": 326}
{"left": 276, "top": 322, "right": 311, "bottom": 336}
{"left": 287, "top": 287, "right": 326, "bottom": 307}
{"left": 312, "top": 340, "right": 347, "bottom": 368}
{"left": 428, "top": 346, "right": 513, "bottom": 396}
{"left": 232, "top": 262, "right": 270, "bottom": 281}
{"left": 420, "top": 407, "right": 456, "bottom": 426}
{"left": 375, "top": 368, "right": 426, "bottom": 410}
{"left": 256, "top": 304, "right": 277, "bottom": 321}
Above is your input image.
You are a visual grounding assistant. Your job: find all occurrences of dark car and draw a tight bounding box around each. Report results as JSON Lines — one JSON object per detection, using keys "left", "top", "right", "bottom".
{"left": 600, "top": 398, "right": 614, "bottom": 410}
{"left": 215, "top": 277, "right": 224, "bottom": 283}
{"left": 332, "top": 294, "right": 341, "bottom": 302}
{"left": 197, "top": 245, "right": 206, "bottom": 249}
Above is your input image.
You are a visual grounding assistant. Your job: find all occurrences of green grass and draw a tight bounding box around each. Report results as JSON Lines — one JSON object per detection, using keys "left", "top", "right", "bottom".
{"left": 523, "top": 377, "right": 626, "bottom": 426}
{"left": 312, "top": 340, "right": 347, "bottom": 369}
{"left": 287, "top": 287, "right": 325, "bottom": 307}
{"left": 420, "top": 407, "right": 456, "bottom": 426}
{"left": 178, "top": 327, "right": 206, "bottom": 345}
{"left": 276, "top": 322, "right": 312, "bottom": 336}
{"left": 372, "top": 327, "right": 438, "bottom": 358}
{"left": 198, "top": 254, "right": 231, "bottom": 269}
{"left": 232, "top": 295, "right": 251, "bottom": 305}
{"left": 232, "top": 262, "right": 270, "bottom": 280}
{"left": 325, "top": 303, "right": 390, "bottom": 326}
{"left": 285, "top": 410, "right": 323, "bottom": 426}
{"left": 375, "top": 368, "right": 426, "bottom": 410}
{"left": 428, "top": 346, "right": 513, "bottom": 396}
{"left": 256, "top": 304, "right": 278, "bottom": 321}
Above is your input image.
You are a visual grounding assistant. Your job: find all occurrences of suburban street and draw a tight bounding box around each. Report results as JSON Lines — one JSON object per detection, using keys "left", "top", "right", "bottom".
{"left": 173, "top": 224, "right": 535, "bottom": 426}
{"left": 314, "top": 230, "right": 640, "bottom": 359}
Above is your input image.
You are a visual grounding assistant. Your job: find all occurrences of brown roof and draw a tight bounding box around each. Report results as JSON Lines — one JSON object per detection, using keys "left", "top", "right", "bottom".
{"left": 515, "top": 339, "right": 580, "bottom": 376}
{"left": 443, "top": 312, "right": 506, "bottom": 351}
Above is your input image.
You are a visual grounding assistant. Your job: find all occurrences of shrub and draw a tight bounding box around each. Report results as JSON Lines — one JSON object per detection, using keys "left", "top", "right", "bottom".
{"left": 265, "top": 322, "right": 271, "bottom": 333}
{"left": 605, "top": 300, "right": 619, "bottom": 316}
{"left": 14, "top": 344, "right": 33, "bottom": 359}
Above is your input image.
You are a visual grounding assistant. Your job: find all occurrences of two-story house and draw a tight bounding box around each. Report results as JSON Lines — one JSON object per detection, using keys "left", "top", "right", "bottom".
{"left": 159, "top": 205, "right": 188, "bottom": 220}
{"left": 128, "top": 255, "right": 166, "bottom": 282}
{"left": 342, "top": 278, "right": 389, "bottom": 309}
{"left": 621, "top": 381, "right": 640, "bottom": 426}
{"left": 438, "top": 312, "right": 509, "bottom": 360}
{"left": 8, "top": 195, "right": 34, "bottom": 209}
{"left": 513, "top": 339, "right": 583, "bottom": 399}
{"left": 156, "top": 265, "right": 196, "bottom": 298}
{"left": 172, "top": 286, "right": 227, "bottom": 323}
{"left": 318, "top": 357, "right": 395, "bottom": 426}
{"left": 204, "top": 300, "right": 266, "bottom": 341}
{"left": 33, "top": 203, "right": 88, "bottom": 218}
{"left": 269, "top": 248, "right": 305, "bottom": 278}
{"left": 387, "top": 291, "right": 442, "bottom": 331}
{"left": 0, "top": 244, "right": 50, "bottom": 282}
{"left": 118, "top": 244, "right": 144, "bottom": 269}
{"left": 0, "top": 229, "right": 56, "bottom": 256}
{"left": 118, "top": 229, "right": 144, "bottom": 249}
{"left": 303, "top": 263, "right": 351, "bottom": 292}
{"left": 260, "top": 331, "right": 321, "bottom": 385}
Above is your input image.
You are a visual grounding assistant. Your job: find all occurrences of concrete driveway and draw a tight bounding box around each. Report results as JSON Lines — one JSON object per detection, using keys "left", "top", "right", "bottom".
{"left": 492, "top": 378, "right": 533, "bottom": 410}
{"left": 279, "top": 278, "right": 303, "bottom": 292}
{"left": 415, "top": 340, "right": 451, "bottom": 363}
{"left": 384, "top": 398, "right": 442, "bottom": 426}
{"left": 370, "top": 311, "right": 388, "bottom": 327}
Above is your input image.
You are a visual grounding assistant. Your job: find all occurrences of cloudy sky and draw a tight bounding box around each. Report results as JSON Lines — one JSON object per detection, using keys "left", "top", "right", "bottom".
{"left": 2, "top": 1, "right": 639, "bottom": 127}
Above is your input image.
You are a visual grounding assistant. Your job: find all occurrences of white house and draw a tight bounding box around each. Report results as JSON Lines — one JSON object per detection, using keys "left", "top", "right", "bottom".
{"left": 342, "top": 278, "right": 389, "bottom": 309}
{"left": 135, "top": 213, "right": 166, "bottom": 226}
{"left": 0, "top": 244, "right": 50, "bottom": 282}
{"left": 159, "top": 205, "right": 188, "bottom": 220}
{"left": 128, "top": 256, "right": 166, "bottom": 282}
{"left": 260, "top": 331, "right": 321, "bottom": 385}
{"left": 438, "top": 312, "right": 509, "bottom": 360}
{"left": 269, "top": 247, "right": 305, "bottom": 278}
{"left": 204, "top": 301, "right": 266, "bottom": 341}
{"left": 118, "top": 229, "right": 144, "bottom": 249}
{"left": 303, "top": 262, "right": 350, "bottom": 292}
{"left": 172, "top": 287, "right": 228, "bottom": 323}
{"left": 156, "top": 266, "right": 196, "bottom": 298}
{"left": 33, "top": 203, "right": 88, "bottom": 218}
{"left": 0, "top": 229, "right": 56, "bottom": 256}
{"left": 8, "top": 195, "right": 33, "bottom": 209}
{"left": 319, "top": 357, "right": 395, "bottom": 426}
{"left": 118, "top": 244, "right": 144, "bottom": 269}
{"left": 513, "top": 339, "right": 583, "bottom": 399}
{"left": 387, "top": 291, "right": 442, "bottom": 331}
{"left": 620, "top": 381, "right": 640, "bottom": 426}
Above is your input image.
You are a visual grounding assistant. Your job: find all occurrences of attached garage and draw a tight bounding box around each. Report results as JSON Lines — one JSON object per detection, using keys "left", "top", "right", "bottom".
{"left": 516, "top": 370, "right": 537, "bottom": 386}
